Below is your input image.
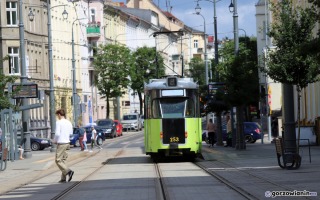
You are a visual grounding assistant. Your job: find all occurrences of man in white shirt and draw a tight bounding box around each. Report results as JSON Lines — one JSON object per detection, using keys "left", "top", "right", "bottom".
{"left": 53, "top": 109, "right": 74, "bottom": 183}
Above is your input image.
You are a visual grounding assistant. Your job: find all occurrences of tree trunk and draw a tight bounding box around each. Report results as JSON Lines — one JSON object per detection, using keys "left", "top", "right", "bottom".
{"left": 106, "top": 96, "right": 110, "bottom": 118}
{"left": 282, "top": 84, "right": 296, "bottom": 153}
{"left": 236, "top": 105, "right": 246, "bottom": 150}
{"left": 216, "top": 113, "right": 223, "bottom": 146}
{"left": 297, "top": 86, "right": 301, "bottom": 152}
{"left": 138, "top": 91, "right": 143, "bottom": 115}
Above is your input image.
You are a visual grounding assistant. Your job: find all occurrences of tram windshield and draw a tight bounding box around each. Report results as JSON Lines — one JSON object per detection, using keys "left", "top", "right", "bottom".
{"left": 152, "top": 98, "right": 195, "bottom": 118}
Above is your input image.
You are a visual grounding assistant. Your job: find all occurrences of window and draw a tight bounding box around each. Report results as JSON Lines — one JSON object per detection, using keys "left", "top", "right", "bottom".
{"left": 194, "top": 40, "right": 198, "bottom": 48}
{"left": 6, "top": 2, "right": 17, "bottom": 26}
{"left": 123, "top": 115, "right": 137, "bottom": 120}
{"left": 152, "top": 98, "right": 195, "bottom": 119}
{"left": 90, "top": 9, "right": 96, "bottom": 22}
{"left": 122, "top": 101, "right": 130, "bottom": 106}
{"left": 88, "top": 41, "right": 97, "bottom": 56}
{"left": 8, "top": 47, "right": 19, "bottom": 74}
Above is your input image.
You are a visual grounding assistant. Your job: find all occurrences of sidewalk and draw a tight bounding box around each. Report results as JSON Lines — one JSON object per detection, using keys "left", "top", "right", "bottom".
{"left": 201, "top": 138, "right": 320, "bottom": 198}
{"left": 0, "top": 147, "right": 94, "bottom": 194}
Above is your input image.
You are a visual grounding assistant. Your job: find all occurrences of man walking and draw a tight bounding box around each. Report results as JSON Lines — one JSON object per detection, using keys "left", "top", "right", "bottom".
{"left": 206, "top": 118, "right": 216, "bottom": 147}
{"left": 53, "top": 109, "right": 74, "bottom": 183}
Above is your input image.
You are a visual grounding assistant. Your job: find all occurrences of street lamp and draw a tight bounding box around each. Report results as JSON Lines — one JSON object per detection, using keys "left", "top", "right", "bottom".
{"left": 198, "top": 0, "right": 220, "bottom": 81}
{"left": 28, "top": 1, "right": 68, "bottom": 152}
{"left": 195, "top": 3, "right": 208, "bottom": 85}
{"left": 72, "top": 18, "right": 86, "bottom": 126}
{"left": 229, "top": 0, "right": 242, "bottom": 149}
{"left": 229, "top": 0, "right": 234, "bottom": 13}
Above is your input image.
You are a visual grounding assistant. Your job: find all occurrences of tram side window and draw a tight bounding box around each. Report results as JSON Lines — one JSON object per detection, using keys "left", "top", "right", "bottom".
{"left": 152, "top": 99, "right": 162, "bottom": 118}
{"left": 185, "top": 99, "right": 195, "bottom": 117}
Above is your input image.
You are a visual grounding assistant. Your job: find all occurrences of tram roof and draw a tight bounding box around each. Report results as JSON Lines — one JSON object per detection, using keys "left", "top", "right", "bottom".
{"left": 145, "top": 77, "right": 198, "bottom": 90}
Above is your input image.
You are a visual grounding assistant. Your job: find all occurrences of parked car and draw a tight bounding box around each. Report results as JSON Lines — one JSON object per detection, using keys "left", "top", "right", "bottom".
{"left": 202, "top": 121, "right": 262, "bottom": 144}
{"left": 140, "top": 115, "right": 144, "bottom": 128}
{"left": 30, "top": 136, "right": 52, "bottom": 151}
{"left": 70, "top": 125, "right": 106, "bottom": 147}
{"left": 242, "top": 122, "right": 262, "bottom": 143}
{"left": 95, "top": 119, "right": 116, "bottom": 138}
{"left": 121, "top": 113, "right": 142, "bottom": 131}
{"left": 113, "top": 120, "right": 123, "bottom": 137}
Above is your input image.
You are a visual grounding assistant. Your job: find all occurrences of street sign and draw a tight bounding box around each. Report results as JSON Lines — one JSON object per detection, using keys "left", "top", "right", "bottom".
{"left": 208, "top": 82, "right": 226, "bottom": 96}
{"left": 11, "top": 83, "right": 38, "bottom": 99}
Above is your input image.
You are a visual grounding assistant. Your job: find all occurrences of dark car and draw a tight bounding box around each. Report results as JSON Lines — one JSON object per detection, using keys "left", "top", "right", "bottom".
{"left": 30, "top": 136, "right": 52, "bottom": 151}
{"left": 96, "top": 119, "right": 116, "bottom": 138}
{"left": 242, "top": 122, "right": 262, "bottom": 143}
{"left": 221, "top": 121, "right": 262, "bottom": 143}
{"left": 70, "top": 125, "right": 106, "bottom": 147}
{"left": 202, "top": 121, "right": 261, "bottom": 144}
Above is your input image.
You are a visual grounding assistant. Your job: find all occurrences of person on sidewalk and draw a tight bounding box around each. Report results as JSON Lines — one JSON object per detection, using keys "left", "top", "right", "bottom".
{"left": 83, "top": 129, "right": 88, "bottom": 151}
{"left": 225, "top": 115, "right": 232, "bottom": 147}
{"left": 18, "top": 145, "right": 24, "bottom": 160}
{"left": 53, "top": 109, "right": 74, "bottom": 183}
{"left": 76, "top": 123, "right": 85, "bottom": 151}
{"left": 206, "top": 118, "right": 216, "bottom": 147}
{"left": 90, "top": 126, "right": 102, "bottom": 151}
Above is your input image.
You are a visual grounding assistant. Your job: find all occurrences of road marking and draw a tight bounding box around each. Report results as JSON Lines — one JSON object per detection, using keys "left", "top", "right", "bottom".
{"left": 33, "top": 156, "right": 55, "bottom": 163}
{"left": 208, "top": 166, "right": 279, "bottom": 171}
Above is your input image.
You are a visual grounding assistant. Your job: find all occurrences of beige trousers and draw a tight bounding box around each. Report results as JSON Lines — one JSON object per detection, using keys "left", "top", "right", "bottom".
{"left": 55, "top": 144, "right": 70, "bottom": 181}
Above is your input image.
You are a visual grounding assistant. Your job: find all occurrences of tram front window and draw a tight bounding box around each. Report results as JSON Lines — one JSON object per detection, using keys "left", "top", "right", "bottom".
{"left": 152, "top": 98, "right": 194, "bottom": 118}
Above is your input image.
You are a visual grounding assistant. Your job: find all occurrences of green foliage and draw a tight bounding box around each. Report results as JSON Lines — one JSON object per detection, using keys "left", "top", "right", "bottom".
{"left": 217, "top": 38, "right": 259, "bottom": 107}
{"left": 0, "top": 56, "right": 19, "bottom": 110}
{"left": 303, "top": 0, "right": 320, "bottom": 63}
{"left": 264, "top": 0, "right": 319, "bottom": 89}
{"left": 131, "top": 46, "right": 165, "bottom": 93}
{"left": 93, "top": 44, "right": 132, "bottom": 117}
{"left": 186, "top": 57, "right": 208, "bottom": 113}
{"left": 130, "top": 46, "right": 165, "bottom": 114}
{"left": 0, "top": 75, "right": 19, "bottom": 110}
{"left": 186, "top": 57, "right": 205, "bottom": 86}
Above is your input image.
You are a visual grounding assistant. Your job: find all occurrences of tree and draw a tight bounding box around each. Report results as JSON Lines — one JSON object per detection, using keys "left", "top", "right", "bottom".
{"left": 0, "top": 56, "right": 19, "bottom": 111}
{"left": 131, "top": 46, "right": 165, "bottom": 115}
{"left": 186, "top": 57, "right": 206, "bottom": 86}
{"left": 185, "top": 57, "right": 207, "bottom": 115}
{"left": 302, "top": 0, "right": 320, "bottom": 63}
{"left": 93, "top": 44, "right": 132, "bottom": 118}
{"left": 263, "top": 0, "right": 318, "bottom": 151}
{"left": 217, "top": 37, "right": 259, "bottom": 150}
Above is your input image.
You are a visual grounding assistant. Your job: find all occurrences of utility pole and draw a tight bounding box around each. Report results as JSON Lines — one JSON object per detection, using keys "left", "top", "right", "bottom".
{"left": 213, "top": 0, "right": 219, "bottom": 81}
{"left": 19, "top": 0, "right": 31, "bottom": 158}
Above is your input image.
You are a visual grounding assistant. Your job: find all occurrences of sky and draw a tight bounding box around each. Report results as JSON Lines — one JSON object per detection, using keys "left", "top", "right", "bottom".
{"left": 153, "top": 0, "right": 258, "bottom": 40}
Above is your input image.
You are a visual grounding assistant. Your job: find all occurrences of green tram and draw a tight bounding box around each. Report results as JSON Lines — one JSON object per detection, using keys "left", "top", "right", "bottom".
{"left": 144, "top": 76, "right": 202, "bottom": 160}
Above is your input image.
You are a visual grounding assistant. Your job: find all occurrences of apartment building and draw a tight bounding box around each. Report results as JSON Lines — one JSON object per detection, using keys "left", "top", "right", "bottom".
{"left": 0, "top": 0, "right": 85, "bottom": 137}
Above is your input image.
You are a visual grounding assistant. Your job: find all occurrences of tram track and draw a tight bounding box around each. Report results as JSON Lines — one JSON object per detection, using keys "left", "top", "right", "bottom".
{"left": 0, "top": 132, "right": 141, "bottom": 199}
{"left": 154, "top": 163, "right": 167, "bottom": 200}
{"left": 51, "top": 144, "right": 129, "bottom": 199}
{"left": 194, "top": 161, "right": 260, "bottom": 200}
{"left": 194, "top": 159, "right": 313, "bottom": 200}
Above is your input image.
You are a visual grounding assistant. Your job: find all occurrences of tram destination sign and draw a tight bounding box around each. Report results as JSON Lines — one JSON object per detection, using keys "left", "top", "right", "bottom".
{"left": 11, "top": 83, "right": 38, "bottom": 99}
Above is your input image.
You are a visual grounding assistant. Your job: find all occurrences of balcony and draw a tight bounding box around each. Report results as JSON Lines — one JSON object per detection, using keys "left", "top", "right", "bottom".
{"left": 87, "top": 22, "right": 101, "bottom": 38}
